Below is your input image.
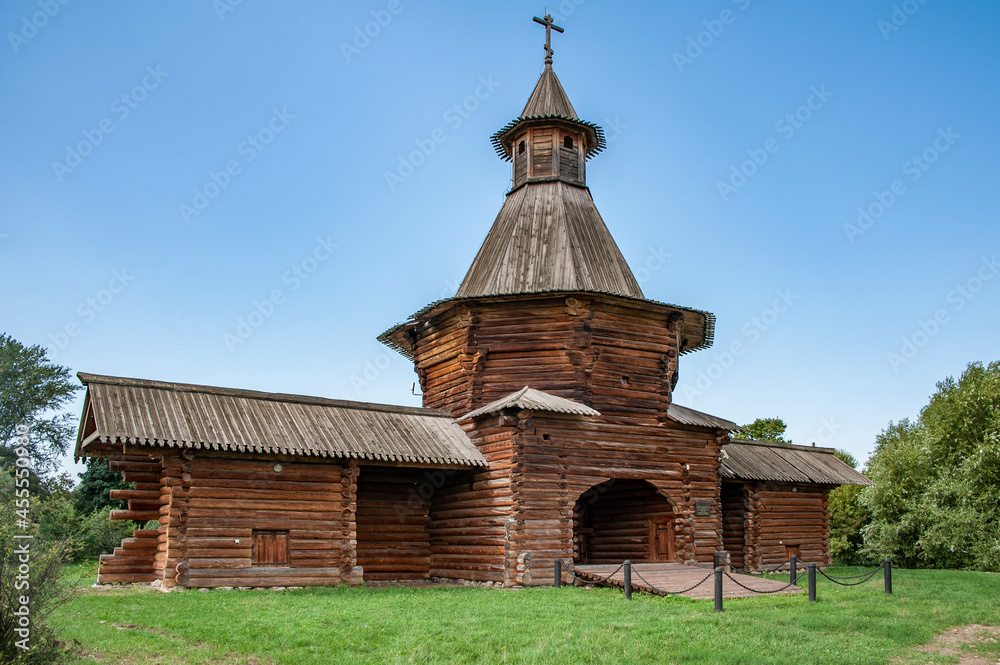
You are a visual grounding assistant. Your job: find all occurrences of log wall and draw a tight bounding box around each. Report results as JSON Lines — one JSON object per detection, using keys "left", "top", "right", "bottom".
{"left": 428, "top": 423, "right": 515, "bottom": 583}
{"left": 720, "top": 482, "right": 748, "bottom": 570}
{"left": 744, "top": 483, "right": 832, "bottom": 569}
{"left": 399, "top": 295, "right": 725, "bottom": 586}
{"left": 355, "top": 466, "right": 431, "bottom": 581}
{"left": 158, "top": 452, "right": 358, "bottom": 588}
{"left": 490, "top": 410, "right": 723, "bottom": 585}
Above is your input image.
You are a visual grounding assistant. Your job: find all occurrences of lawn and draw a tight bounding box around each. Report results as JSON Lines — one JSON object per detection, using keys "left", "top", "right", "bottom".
{"left": 51, "top": 561, "right": 1000, "bottom": 665}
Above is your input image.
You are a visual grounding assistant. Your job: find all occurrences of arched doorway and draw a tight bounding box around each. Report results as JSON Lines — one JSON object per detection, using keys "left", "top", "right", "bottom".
{"left": 573, "top": 479, "right": 678, "bottom": 564}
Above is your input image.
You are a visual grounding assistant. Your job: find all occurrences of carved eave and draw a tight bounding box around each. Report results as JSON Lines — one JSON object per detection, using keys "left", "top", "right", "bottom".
{"left": 491, "top": 116, "right": 606, "bottom": 162}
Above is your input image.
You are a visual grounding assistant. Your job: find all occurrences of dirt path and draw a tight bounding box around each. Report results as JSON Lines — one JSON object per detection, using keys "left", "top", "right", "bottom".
{"left": 894, "top": 625, "right": 1000, "bottom": 664}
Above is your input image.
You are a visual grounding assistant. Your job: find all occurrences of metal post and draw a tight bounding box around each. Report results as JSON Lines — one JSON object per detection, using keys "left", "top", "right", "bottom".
{"left": 554, "top": 559, "right": 562, "bottom": 588}
{"left": 714, "top": 566, "right": 724, "bottom": 612}
{"left": 790, "top": 555, "right": 798, "bottom": 586}
{"left": 623, "top": 560, "right": 632, "bottom": 600}
{"left": 714, "top": 550, "right": 720, "bottom": 570}
{"left": 884, "top": 557, "right": 892, "bottom": 595}
{"left": 808, "top": 563, "right": 816, "bottom": 602}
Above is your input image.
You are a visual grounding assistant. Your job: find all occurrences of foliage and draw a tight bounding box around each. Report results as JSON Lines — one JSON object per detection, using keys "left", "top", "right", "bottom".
{"left": 861, "top": 361, "right": 1000, "bottom": 571}
{"left": 0, "top": 474, "right": 73, "bottom": 664}
{"left": 828, "top": 449, "right": 872, "bottom": 566}
{"left": 50, "top": 565, "right": 1000, "bottom": 665}
{"left": 72, "top": 511, "right": 135, "bottom": 561}
{"left": 740, "top": 417, "right": 791, "bottom": 443}
{"left": 0, "top": 334, "right": 80, "bottom": 474}
{"left": 72, "top": 459, "right": 128, "bottom": 516}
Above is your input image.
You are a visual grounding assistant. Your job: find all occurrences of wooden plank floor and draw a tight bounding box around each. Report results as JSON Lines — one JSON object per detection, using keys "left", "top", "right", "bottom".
{"left": 574, "top": 563, "right": 802, "bottom": 599}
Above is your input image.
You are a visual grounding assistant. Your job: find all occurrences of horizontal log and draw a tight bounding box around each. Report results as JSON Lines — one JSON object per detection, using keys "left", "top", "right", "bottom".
{"left": 109, "top": 509, "right": 160, "bottom": 521}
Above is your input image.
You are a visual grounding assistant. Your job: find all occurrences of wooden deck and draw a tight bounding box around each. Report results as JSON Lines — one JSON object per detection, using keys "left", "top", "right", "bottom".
{"left": 574, "top": 563, "right": 803, "bottom": 599}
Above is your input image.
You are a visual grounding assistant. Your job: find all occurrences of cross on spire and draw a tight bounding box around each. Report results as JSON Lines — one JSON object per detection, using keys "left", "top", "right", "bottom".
{"left": 533, "top": 14, "right": 564, "bottom": 68}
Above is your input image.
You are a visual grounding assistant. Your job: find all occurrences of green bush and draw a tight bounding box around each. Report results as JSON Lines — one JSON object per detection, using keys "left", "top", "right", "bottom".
{"left": 0, "top": 474, "right": 73, "bottom": 664}
{"left": 861, "top": 361, "right": 1000, "bottom": 571}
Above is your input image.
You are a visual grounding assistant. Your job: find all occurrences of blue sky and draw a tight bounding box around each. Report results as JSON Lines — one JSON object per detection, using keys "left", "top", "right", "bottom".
{"left": 2, "top": 0, "right": 998, "bottom": 478}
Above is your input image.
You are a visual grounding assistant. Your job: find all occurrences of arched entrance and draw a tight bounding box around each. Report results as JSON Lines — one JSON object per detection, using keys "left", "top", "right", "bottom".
{"left": 573, "top": 479, "right": 678, "bottom": 564}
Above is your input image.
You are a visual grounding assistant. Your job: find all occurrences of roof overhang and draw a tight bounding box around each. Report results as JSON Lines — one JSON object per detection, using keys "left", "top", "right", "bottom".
{"left": 74, "top": 372, "right": 487, "bottom": 468}
{"left": 379, "top": 291, "right": 715, "bottom": 360}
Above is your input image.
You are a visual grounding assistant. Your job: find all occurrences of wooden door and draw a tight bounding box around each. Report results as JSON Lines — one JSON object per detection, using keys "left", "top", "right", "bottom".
{"left": 649, "top": 519, "right": 675, "bottom": 561}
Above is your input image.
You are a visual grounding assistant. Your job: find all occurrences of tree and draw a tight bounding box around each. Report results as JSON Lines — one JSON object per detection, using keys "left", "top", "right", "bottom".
{"left": 74, "top": 458, "right": 129, "bottom": 515}
{"left": 0, "top": 334, "right": 80, "bottom": 473}
{"left": 739, "top": 417, "right": 792, "bottom": 443}
{"left": 828, "top": 449, "right": 871, "bottom": 565}
{"left": 861, "top": 361, "right": 1000, "bottom": 571}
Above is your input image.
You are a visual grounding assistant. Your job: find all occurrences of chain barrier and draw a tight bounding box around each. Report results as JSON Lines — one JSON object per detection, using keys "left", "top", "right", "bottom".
{"left": 723, "top": 572, "right": 799, "bottom": 595}
{"left": 817, "top": 566, "right": 882, "bottom": 587}
{"left": 630, "top": 567, "right": 715, "bottom": 596}
{"left": 734, "top": 559, "right": 793, "bottom": 576}
{"left": 570, "top": 562, "right": 625, "bottom": 587}
{"left": 816, "top": 564, "right": 884, "bottom": 580}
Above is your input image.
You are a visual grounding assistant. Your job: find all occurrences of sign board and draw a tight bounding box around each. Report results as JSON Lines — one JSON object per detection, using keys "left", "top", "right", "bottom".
{"left": 694, "top": 501, "right": 711, "bottom": 517}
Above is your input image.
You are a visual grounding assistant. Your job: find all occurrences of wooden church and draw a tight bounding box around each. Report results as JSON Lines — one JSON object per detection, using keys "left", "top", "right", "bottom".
{"left": 75, "top": 17, "right": 869, "bottom": 589}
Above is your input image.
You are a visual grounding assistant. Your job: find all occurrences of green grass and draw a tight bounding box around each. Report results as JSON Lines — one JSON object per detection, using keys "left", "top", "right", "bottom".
{"left": 51, "top": 561, "right": 1000, "bottom": 664}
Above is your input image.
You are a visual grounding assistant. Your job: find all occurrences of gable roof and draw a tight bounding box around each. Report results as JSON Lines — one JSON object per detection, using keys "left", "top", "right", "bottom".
{"left": 75, "top": 373, "right": 486, "bottom": 468}
{"left": 457, "top": 386, "right": 600, "bottom": 421}
{"left": 721, "top": 439, "right": 871, "bottom": 486}
{"left": 455, "top": 181, "right": 645, "bottom": 300}
{"left": 665, "top": 403, "right": 738, "bottom": 431}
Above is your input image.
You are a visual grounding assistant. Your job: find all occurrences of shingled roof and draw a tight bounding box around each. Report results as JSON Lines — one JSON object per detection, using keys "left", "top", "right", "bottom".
{"left": 74, "top": 373, "right": 486, "bottom": 468}
{"left": 457, "top": 386, "right": 601, "bottom": 422}
{"left": 721, "top": 439, "right": 871, "bottom": 486}
{"left": 490, "top": 66, "right": 606, "bottom": 161}
{"left": 455, "top": 181, "right": 645, "bottom": 299}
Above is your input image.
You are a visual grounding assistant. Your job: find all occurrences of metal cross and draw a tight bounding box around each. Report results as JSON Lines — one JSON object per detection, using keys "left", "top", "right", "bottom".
{"left": 533, "top": 14, "right": 564, "bottom": 67}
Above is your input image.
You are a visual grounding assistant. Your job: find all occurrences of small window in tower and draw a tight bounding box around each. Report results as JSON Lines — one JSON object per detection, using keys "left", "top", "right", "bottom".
{"left": 518, "top": 140, "right": 526, "bottom": 154}
{"left": 621, "top": 376, "right": 631, "bottom": 387}
{"left": 564, "top": 135, "right": 574, "bottom": 149}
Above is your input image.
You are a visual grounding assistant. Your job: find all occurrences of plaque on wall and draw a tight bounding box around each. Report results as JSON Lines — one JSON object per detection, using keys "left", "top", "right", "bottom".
{"left": 694, "top": 501, "right": 711, "bottom": 517}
